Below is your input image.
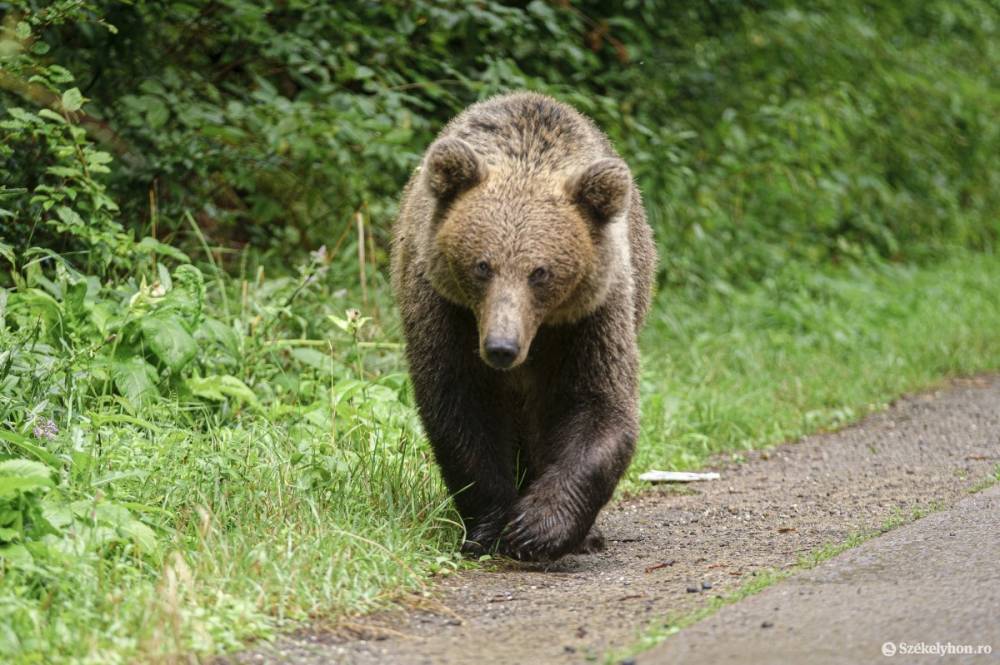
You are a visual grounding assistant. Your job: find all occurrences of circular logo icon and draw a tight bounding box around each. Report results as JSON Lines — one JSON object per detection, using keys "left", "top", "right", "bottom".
{"left": 882, "top": 642, "right": 897, "bottom": 657}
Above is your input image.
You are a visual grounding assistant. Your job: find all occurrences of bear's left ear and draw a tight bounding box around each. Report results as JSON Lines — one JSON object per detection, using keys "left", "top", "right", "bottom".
{"left": 425, "top": 137, "right": 484, "bottom": 202}
{"left": 568, "top": 158, "right": 632, "bottom": 224}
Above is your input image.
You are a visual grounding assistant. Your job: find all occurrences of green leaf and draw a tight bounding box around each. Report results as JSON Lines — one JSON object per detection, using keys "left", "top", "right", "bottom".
{"left": 146, "top": 101, "right": 169, "bottom": 129}
{"left": 46, "top": 166, "right": 81, "bottom": 178}
{"left": 186, "top": 375, "right": 259, "bottom": 408}
{"left": 6, "top": 289, "right": 62, "bottom": 339}
{"left": 112, "top": 356, "right": 160, "bottom": 405}
{"left": 86, "top": 151, "right": 113, "bottom": 166}
{"left": 196, "top": 317, "right": 240, "bottom": 355}
{"left": 121, "top": 519, "right": 158, "bottom": 554}
{"left": 290, "top": 347, "right": 332, "bottom": 371}
{"left": 140, "top": 313, "right": 197, "bottom": 372}
{"left": 0, "top": 242, "right": 14, "bottom": 267}
{"left": 46, "top": 66, "right": 74, "bottom": 84}
{"left": 41, "top": 503, "right": 73, "bottom": 530}
{"left": 0, "top": 459, "right": 53, "bottom": 480}
{"left": 5, "top": 107, "right": 34, "bottom": 123}
{"left": 14, "top": 21, "right": 30, "bottom": 40}
{"left": 63, "top": 280, "right": 89, "bottom": 322}
{"left": 0, "top": 544, "right": 32, "bottom": 565}
{"left": 155, "top": 265, "right": 204, "bottom": 327}
{"left": 0, "top": 431, "right": 61, "bottom": 467}
{"left": 0, "top": 476, "right": 51, "bottom": 497}
{"left": 61, "top": 88, "right": 84, "bottom": 112}
{"left": 0, "top": 460, "right": 54, "bottom": 498}
{"left": 36, "top": 109, "right": 66, "bottom": 124}
{"left": 136, "top": 237, "right": 191, "bottom": 263}
{"left": 55, "top": 206, "right": 84, "bottom": 227}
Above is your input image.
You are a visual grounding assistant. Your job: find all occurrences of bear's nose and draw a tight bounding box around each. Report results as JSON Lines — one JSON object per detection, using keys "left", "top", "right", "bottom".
{"left": 484, "top": 337, "right": 520, "bottom": 369}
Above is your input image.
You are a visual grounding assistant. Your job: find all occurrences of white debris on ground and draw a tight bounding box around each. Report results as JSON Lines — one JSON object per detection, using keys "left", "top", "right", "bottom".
{"left": 638, "top": 470, "right": 721, "bottom": 483}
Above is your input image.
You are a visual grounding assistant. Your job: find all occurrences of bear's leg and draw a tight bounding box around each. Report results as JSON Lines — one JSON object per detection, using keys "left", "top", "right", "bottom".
{"left": 428, "top": 402, "right": 518, "bottom": 556}
{"left": 402, "top": 293, "right": 519, "bottom": 555}
{"left": 503, "top": 404, "right": 635, "bottom": 560}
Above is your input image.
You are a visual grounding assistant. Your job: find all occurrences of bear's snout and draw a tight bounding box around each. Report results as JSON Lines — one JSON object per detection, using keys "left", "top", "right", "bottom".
{"left": 483, "top": 336, "right": 520, "bottom": 369}
{"left": 478, "top": 282, "right": 535, "bottom": 370}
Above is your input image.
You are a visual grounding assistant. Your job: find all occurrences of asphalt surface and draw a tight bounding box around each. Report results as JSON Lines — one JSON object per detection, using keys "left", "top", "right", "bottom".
{"left": 641, "top": 485, "right": 1000, "bottom": 665}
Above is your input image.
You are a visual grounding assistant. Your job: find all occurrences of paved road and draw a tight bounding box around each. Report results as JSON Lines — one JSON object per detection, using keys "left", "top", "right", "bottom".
{"left": 641, "top": 484, "right": 1000, "bottom": 664}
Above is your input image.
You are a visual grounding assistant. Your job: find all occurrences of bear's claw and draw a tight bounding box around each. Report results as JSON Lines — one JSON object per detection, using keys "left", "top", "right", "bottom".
{"left": 501, "top": 498, "right": 583, "bottom": 561}
{"left": 461, "top": 511, "right": 509, "bottom": 557}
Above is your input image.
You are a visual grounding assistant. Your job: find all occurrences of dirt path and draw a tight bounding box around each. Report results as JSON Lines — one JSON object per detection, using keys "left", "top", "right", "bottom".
{"left": 641, "top": 484, "right": 1000, "bottom": 664}
{"left": 228, "top": 376, "right": 1000, "bottom": 664}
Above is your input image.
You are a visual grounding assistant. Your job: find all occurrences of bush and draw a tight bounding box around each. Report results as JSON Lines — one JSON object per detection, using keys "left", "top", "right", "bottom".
{"left": 2, "top": 0, "right": 997, "bottom": 286}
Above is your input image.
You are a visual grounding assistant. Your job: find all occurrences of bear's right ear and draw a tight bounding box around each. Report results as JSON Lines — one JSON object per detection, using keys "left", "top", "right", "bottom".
{"left": 568, "top": 158, "right": 632, "bottom": 224}
{"left": 424, "top": 137, "right": 483, "bottom": 202}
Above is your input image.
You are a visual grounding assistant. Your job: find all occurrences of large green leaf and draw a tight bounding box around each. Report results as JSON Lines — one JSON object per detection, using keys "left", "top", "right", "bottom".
{"left": 7, "top": 290, "right": 62, "bottom": 339}
{"left": 120, "top": 519, "right": 158, "bottom": 555}
{"left": 136, "top": 237, "right": 191, "bottom": 263}
{"left": 0, "top": 477, "right": 52, "bottom": 498}
{"left": 0, "top": 459, "right": 53, "bottom": 482}
{"left": 0, "top": 431, "right": 61, "bottom": 467}
{"left": 159, "top": 265, "right": 205, "bottom": 327}
{"left": 0, "top": 241, "right": 15, "bottom": 266}
{"left": 0, "top": 459, "right": 54, "bottom": 498}
{"left": 290, "top": 347, "right": 332, "bottom": 371}
{"left": 60, "top": 87, "right": 84, "bottom": 112}
{"left": 140, "top": 313, "right": 197, "bottom": 372}
{"left": 195, "top": 316, "right": 240, "bottom": 356}
{"left": 111, "top": 356, "right": 159, "bottom": 404}
{"left": 186, "top": 374, "right": 259, "bottom": 408}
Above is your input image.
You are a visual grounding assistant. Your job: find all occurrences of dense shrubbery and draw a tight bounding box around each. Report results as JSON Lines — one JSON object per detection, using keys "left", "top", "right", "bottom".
{"left": 2, "top": 0, "right": 998, "bottom": 283}
{"left": 0, "top": 245, "right": 450, "bottom": 659}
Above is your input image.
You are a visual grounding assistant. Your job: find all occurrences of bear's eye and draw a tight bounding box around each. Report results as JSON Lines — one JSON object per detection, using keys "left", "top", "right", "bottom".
{"left": 529, "top": 266, "right": 550, "bottom": 286}
{"left": 473, "top": 260, "right": 492, "bottom": 280}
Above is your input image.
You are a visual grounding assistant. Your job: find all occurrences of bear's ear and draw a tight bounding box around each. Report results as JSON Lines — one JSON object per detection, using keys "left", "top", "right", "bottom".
{"left": 425, "top": 137, "right": 483, "bottom": 201}
{"left": 568, "top": 158, "right": 632, "bottom": 224}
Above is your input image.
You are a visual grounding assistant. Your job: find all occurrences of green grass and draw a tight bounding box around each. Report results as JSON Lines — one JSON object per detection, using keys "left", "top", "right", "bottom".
{"left": 631, "top": 251, "right": 1000, "bottom": 480}
{"left": 0, "top": 366, "right": 463, "bottom": 662}
{"left": 967, "top": 464, "right": 1000, "bottom": 494}
{"left": 1, "top": 252, "right": 999, "bottom": 663}
{"left": 0, "top": 256, "right": 464, "bottom": 663}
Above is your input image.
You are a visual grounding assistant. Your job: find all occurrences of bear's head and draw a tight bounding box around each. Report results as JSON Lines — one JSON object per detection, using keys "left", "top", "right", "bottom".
{"left": 421, "top": 137, "right": 632, "bottom": 370}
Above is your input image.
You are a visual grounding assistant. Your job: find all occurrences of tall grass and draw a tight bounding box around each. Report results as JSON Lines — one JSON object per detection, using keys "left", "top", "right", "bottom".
{"left": 634, "top": 253, "right": 1000, "bottom": 476}
{"left": 2, "top": 251, "right": 999, "bottom": 662}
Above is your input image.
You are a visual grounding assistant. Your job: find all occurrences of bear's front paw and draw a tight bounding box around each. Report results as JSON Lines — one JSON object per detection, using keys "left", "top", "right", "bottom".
{"left": 502, "top": 495, "right": 586, "bottom": 561}
{"left": 460, "top": 512, "right": 508, "bottom": 557}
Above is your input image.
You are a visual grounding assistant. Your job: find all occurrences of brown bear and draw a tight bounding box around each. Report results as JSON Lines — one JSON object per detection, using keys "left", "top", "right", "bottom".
{"left": 391, "top": 91, "right": 656, "bottom": 561}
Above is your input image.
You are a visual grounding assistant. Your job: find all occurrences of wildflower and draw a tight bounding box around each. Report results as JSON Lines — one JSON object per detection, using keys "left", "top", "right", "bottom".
{"left": 32, "top": 418, "right": 58, "bottom": 440}
{"left": 310, "top": 245, "right": 328, "bottom": 264}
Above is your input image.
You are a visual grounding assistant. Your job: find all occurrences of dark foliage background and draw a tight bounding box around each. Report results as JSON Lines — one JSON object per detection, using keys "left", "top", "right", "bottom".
{"left": 3, "top": 0, "right": 997, "bottom": 288}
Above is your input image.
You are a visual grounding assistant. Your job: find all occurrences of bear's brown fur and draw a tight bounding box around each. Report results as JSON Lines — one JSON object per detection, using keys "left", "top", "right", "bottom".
{"left": 391, "top": 91, "right": 656, "bottom": 560}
